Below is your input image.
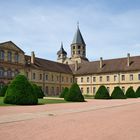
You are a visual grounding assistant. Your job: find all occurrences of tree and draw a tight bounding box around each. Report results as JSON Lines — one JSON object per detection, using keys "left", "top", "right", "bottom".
{"left": 32, "top": 84, "right": 44, "bottom": 98}
{"left": 125, "top": 87, "right": 137, "bottom": 98}
{"left": 0, "top": 85, "right": 8, "bottom": 97}
{"left": 4, "top": 75, "right": 38, "bottom": 105}
{"left": 95, "top": 85, "right": 110, "bottom": 99}
{"left": 111, "top": 86, "right": 126, "bottom": 99}
{"left": 136, "top": 87, "right": 140, "bottom": 97}
{"left": 64, "top": 83, "right": 85, "bottom": 102}
{"left": 59, "top": 87, "right": 69, "bottom": 98}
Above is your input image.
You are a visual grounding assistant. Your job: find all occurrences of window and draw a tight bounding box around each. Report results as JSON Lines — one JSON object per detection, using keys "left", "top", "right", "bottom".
{"left": 99, "top": 76, "right": 102, "bottom": 82}
{"left": 56, "top": 87, "right": 59, "bottom": 95}
{"left": 78, "top": 46, "right": 81, "bottom": 49}
{"left": 138, "top": 74, "right": 140, "bottom": 80}
{"left": 15, "top": 69, "right": 19, "bottom": 76}
{"left": 114, "top": 75, "right": 117, "bottom": 81}
{"left": 52, "top": 75, "right": 54, "bottom": 81}
{"left": 130, "top": 74, "right": 133, "bottom": 81}
{"left": 62, "top": 76, "right": 64, "bottom": 82}
{"left": 87, "top": 87, "right": 89, "bottom": 94}
{"left": 46, "top": 86, "right": 49, "bottom": 95}
{"left": 87, "top": 77, "right": 89, "bottom": 83}
{"left": 122, "top": 87, "right": 125, "bottom": 93}
{"left": 7, "top": 69, "right": 12, "bottom": 78}
{"left": 39, "top": 74, "right": 42, "bottom": 80}
{"left": 81, "top": 77, "right": 83, "bottom": 83}
{"left": 121, "top": 75, "right": 125, "bottom": 81}
{"left": 107, "top": 87, "right": 110, "bottom": 93}
{"left": 106, "top": 76, "right": 110, "bottom": 82}
{"left": 81, "top": 87, "right": 83, "bottom": 93}
{"left": 78, "top": 50, "right": 80, "bottom": 54}
{"left": 93, "top": 77, "right": 96, "bottom": 82}
{"left": 83, "top": 51, "right": 85, "bottom": 55}
{"left": 8, "top": 51, "right": 12, "bottom": 62}
{"left": 57, "top": 76, "right": 59, "bottom": 81}
{"left": 66, "top": 77, "right": 68, "bottom": 82}
{"left": 73, "top": 46, "right": 75, "bottom": 49}
{"left": 0, "top": 50, "right": 4, "bottom": 60}
{"left": 33, "top": 73, "right": 36, "bottom": 80}
{"left": 51, "top": 87, "right": 55, "bottom": 95}
{"left": 93, "top": 87, "right": 96, "bottom": 94}
{"left": 46, "top": 75, "right": 48, "bottom": 81}
{"left": 15, "top": 53, "right": 19, "bottom": 63}
{"left": 0, "top": 68, "right": 4, "bottom": 77}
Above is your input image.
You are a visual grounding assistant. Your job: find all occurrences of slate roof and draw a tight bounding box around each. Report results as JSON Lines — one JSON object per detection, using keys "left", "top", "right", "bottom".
{"left": 57, "top": 43, "right": 67, "bottom": 55}
{"left": 70, "top": 56, "right": 140, "bottom": 75}
{"left": 72, "top": 26, "right": 86, "bottom": 45}
{"left": 25, "top": 55, "right": 72, "bottom": 74}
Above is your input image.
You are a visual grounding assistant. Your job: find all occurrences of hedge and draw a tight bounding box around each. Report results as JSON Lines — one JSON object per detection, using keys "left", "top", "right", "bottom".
{"left": 59, "top": 87, "right": 69, "bottom": 98}
{"left": 125, "top": 87, "right": 137, "bottom": 98}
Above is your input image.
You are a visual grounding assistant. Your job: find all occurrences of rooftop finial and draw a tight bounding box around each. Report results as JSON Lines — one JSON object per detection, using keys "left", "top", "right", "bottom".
{"left": 61, "top": 41, "right": 63, "bottom": 48}
{"left": 77, "top": 21, "right": 79, "bottom": 28}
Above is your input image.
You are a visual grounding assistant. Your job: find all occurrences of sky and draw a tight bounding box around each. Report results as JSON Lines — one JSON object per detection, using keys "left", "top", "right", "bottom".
{"left": 0, "top": 0, "right": 140, "bottom": 61}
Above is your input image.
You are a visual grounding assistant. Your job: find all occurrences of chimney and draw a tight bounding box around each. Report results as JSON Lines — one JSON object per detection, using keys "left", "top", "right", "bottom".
{"left": 31, "top": 51, "right": 35, "bottom": 64}
{"left": 127, "top": 53, "right": 130, "bottom": 67}
{"left": 100, "top": 57, "right": 103, "bottom": 68}
{"left": 75, "top": 61, "right": 78, "bottom": 71}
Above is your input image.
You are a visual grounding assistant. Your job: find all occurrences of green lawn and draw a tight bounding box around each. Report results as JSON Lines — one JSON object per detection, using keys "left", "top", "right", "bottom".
{"left": 0, "top": 97, "right": 68, "bottom": 106}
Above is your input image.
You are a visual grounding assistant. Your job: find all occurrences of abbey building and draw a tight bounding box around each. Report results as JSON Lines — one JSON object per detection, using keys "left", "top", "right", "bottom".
{"left": 1, "top": 26, "right": 140, "bottom": 96}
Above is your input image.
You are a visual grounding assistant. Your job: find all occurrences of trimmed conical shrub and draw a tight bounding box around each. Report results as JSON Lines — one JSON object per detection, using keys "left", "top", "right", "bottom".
{"left": 59, "top": 87, "right": 69, "bottom": 98}
{"left": 111, "top": 86, "right": 126, "bottom": 99}
{"left": 0, "top": 85, "right": 8, "bottom": 97}
{"left": 4, "top": 75, "right": 38, "bottom": 105}
{"left": 32, "top": 84, "right": 44, "bottom": 98}
{"left": 125, "top": 87, "right": 137, "bottom": 98}
{"left": 95, "top": 85, "right": 110, "bottom": 99}
{"left": 136, "top": 87, "right": 140, "bottom": 97}
{"left": 64, "top": 83, "right": 85, "bottom": 102}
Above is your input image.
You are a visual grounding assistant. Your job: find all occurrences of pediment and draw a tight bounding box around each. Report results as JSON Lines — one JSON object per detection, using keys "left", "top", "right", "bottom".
{"left": 0, "top": 41, "right": 24, "bottom": 54}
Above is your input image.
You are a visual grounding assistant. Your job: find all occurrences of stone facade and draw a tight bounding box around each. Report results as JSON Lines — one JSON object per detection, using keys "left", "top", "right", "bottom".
{"left": 1, "top": 26, "right": 140, "bottom": 96}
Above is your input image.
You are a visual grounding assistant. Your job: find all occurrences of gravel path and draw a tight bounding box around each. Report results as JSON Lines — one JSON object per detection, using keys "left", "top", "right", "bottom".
{"left": 0, "top": 99, "right": 140, "bottom": 140}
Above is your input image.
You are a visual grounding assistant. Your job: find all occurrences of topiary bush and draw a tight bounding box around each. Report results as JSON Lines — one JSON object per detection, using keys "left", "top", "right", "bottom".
{"left": 4, "top": 75, "right": 38, "bottom": 105}
{"left": 95, "top": 85, "right": 110, "bottom": 99}
{"left": 111, "top": 86, "right": 126, "bottom": 99}
{"left": 0, "top": 85, "right": 8, "bottom": 97}
{"left": 59, "top": 87, "right": 69, "bottom": 98}
{"left": 125, "top": 87, "right": 137, "bottom": 98}
{"left": 136, "top": 87, "right": 140, "bottom": 97}
{"left": 64, "top": 83, "right": 85, "bottom": 102}
{"left": 32, "top": 84, "right": 45, "bottom": 98}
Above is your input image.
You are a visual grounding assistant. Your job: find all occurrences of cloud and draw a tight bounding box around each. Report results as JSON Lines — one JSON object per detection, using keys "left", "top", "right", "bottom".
{"left": 0, "top": 1, "right": 140, "bottom": 61}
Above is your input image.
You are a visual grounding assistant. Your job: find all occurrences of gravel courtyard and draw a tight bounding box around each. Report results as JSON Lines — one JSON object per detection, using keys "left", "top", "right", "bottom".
{"left": 0, "top": 99, "right": 140, "bottom": 140}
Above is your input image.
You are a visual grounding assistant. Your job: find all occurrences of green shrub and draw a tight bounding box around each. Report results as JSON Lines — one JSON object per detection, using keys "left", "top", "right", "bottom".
{"left": 64, "top": 83, "right": 85, "bottom": 102}
{"left": 111, "top": 86, "right": 126, "bottom": 99}
{"left": 95, "top": 85, "right": 110, "bottom": 99}
{"left": 59, "top": 87, "right": 69, "bottom": 98}
{"left": 32, "top": 84, "right": 44, "bottom": 98}
{"left": 0, "top": 85, "right": 8, "bottom": 97}
{"left": 125, "top": 87, "right": 137, "bottom": 98}
{"left": 4, "top": 75, "right": 38, "bottom": 105}
{"left": 136, "top": 87, "right": 140, "bottom": 97}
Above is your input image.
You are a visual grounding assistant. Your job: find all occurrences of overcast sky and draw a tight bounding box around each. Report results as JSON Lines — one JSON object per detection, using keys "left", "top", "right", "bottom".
{"left": 0, "top": 0, "right": 140, "bottom": 61}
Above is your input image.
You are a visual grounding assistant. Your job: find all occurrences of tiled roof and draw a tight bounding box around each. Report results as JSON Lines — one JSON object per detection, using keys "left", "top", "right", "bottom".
{"left": 71, "top": 56, "right": 140, "bottom": 75}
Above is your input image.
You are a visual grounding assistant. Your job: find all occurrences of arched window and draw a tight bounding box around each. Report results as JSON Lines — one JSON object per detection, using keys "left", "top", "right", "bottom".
{"left": 15, "top": 53, "right": 19, "bottom": 63}
{"left": 0, "top": 50, "right": 4, "bottom": 61}
{"left": 8, "top": 51, "right": 12, "bottom": 62}
{"left": 0, "top": 68, "right": 4, "bottom": 77}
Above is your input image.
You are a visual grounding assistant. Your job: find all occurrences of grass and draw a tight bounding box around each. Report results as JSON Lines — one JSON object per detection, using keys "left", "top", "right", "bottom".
{"left": 0, "top": 97, "right": 68, "bottom": 106}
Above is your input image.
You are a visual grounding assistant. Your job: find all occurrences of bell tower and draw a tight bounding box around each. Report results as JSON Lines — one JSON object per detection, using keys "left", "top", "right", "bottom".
{"left": 71, "top": 24, "right": 86, "bottom": 59}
